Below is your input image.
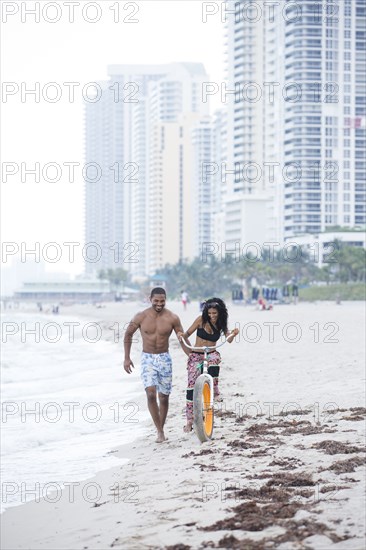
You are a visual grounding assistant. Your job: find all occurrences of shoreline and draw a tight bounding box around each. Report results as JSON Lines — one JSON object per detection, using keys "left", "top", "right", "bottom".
{"left": 1, "top": 302, "right": 365, "bottom": 549}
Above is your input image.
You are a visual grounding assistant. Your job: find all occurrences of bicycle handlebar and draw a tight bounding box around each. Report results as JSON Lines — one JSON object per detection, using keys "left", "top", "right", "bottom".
{"left": 180, "top": 335, "right": 228, "bottom": 352}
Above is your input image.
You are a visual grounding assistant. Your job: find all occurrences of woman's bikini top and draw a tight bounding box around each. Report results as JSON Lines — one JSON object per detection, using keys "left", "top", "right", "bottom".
{"left": 196, "top": 324, "right": 221, "bottom": 342}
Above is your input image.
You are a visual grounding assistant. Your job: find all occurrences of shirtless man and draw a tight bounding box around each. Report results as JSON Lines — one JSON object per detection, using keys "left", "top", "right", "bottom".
{"left": 124, "top": 287, "right": 185, "bottom": 443}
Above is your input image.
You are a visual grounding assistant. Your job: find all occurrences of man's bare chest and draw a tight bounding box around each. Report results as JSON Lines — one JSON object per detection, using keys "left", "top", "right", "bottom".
{"left": 140, "top": 318, "right": 172, "bottom": 337}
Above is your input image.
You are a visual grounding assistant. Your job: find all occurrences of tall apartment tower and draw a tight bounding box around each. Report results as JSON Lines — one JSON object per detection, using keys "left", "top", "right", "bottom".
{"left": 224, "top": 0, "right": 274, "bottom": 249}
{"left": 84, "top": 66, "right": 167, "bottom": 275}
{"left": 210, "top": 109, "right": 227, "bottom": 248}
{"left": 85, "top": 63, "right": 209, "bottom": 277}
{"left": 134, "top": 64, "right": 209, "bottom": 276}
{"left": 225, "top": 0, "right": 366, "bottom": 245}
{"left": 280, "top": 0, "right": 366, "bottom": 238}
{"left": 191, "top": 116, "right": 214, "bottom": 259}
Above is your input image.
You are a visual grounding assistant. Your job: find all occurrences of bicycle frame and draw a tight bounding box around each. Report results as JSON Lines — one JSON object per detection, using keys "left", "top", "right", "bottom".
{"left": 181, "top": 336, "right": 228, "bottom": 410}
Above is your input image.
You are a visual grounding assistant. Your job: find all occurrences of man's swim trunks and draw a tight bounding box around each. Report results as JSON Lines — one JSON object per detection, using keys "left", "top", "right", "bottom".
{"left": 141, "top": 352, "right": 173, "bottom": 395}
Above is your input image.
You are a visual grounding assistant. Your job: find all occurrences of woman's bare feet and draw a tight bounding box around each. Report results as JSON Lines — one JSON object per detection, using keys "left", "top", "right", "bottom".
{"left": 183, "top": 422, "right": 193, "bottom": 433}
{"left": 156, "top": 431, "right": 166, "bottom": 443}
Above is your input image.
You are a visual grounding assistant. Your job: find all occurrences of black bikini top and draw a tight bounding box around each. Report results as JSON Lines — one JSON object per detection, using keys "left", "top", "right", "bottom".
{"left": 196, "top": 325, "right": 221, "bottom": 342}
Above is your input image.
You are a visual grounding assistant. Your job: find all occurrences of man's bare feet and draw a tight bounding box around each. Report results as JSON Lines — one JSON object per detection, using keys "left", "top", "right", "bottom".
{"left": 183, "top": 422, "right": 193, "bottom": 433}
{"left": 156, "top": 431, "right": 166, "bottom": 443}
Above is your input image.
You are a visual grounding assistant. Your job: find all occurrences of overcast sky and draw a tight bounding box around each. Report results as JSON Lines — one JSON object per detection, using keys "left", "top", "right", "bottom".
{"left": 1, "top": 0, "right": 225, "bottom": 274}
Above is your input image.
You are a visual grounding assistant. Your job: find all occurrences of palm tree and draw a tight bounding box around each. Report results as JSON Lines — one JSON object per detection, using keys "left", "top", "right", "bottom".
{"left": 99, "top": 268, "right": 128, "bottom": 295}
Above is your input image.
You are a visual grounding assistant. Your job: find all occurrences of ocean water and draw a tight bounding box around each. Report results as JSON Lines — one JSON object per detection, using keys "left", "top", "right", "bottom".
{"left": 1, "top": 310, "right": 149, "bottom": 512}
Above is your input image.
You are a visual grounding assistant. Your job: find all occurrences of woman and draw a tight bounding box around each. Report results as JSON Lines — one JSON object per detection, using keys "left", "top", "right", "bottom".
{"left": 178, "top": 298, "right": 239, "bottom": 433}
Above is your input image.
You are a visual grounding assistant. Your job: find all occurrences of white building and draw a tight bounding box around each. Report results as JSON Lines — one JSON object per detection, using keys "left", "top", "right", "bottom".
{"left": 224, "top": 0, "right": 366, "bottom": 246}
{"left": 280, "top": 0, "right": 366, "bottom": 238}
{"left": 191, "top": 116, "right": 213, "bottom": 259}
{"left": 147, "top": 112, "right": 204, "bottom": 274}
{"left": 85, "top": 63, "right": 210, "bottom": 278}
{"left": 293, "top": 231, "right": 366, "bottom": 267}
{"left": 224, "top": 0, "right": 275, "bottom": 249}
{"left": 210, "top": 109, "right": 227, "bottom": 250}
{"left": 189, "top": 110, "right": 228, "bottom": 262}
{"left": 135, "top": 63, "right": 209, "bottom": 275}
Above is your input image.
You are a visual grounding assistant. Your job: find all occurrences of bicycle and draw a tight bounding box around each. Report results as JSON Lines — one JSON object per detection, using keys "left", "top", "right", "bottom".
{"left": 181, "top": 336, "right": 228, "bottom": 443}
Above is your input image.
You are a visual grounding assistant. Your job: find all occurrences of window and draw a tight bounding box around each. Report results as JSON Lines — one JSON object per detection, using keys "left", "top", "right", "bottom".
{"left": 326, "top": 138, "right": 338, "bottom": 147}
{"left": 326, "top": 72, "right": 338, "bottom": 81}
{"left": 326, "top": 51, "right": 337, "bottom": 59}
{"left": 325, "top": 116, "right": 338, "bottom": 125}
{"left": 326, "top": 29, "right": 338, "bottom": 38}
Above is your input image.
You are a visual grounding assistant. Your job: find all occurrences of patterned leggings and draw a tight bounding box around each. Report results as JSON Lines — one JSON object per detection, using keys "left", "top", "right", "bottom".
{"left": 186, "top": 351, "right": 221, "bottom": 422}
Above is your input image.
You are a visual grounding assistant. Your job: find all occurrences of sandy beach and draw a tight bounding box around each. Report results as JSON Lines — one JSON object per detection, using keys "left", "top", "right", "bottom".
{"left": 1, "top": 300, "right": 365, "bottom": 549}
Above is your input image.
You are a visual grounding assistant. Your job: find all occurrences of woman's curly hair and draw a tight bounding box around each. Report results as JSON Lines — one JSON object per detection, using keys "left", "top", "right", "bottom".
{"left": 201, "top": 297, "right": 228, "bottom": 334}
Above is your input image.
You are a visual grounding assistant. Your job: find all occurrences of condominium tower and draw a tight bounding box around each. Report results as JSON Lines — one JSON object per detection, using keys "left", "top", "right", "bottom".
{"left": 84, "top": 63, "right": 209, "bottom": 276}
{"left": 225, "top": 0, "right": 366, "bottom": 245}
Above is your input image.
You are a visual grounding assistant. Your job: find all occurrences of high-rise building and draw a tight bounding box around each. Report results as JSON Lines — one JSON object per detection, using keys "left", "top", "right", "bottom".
{"left": 191, "top": 116, "right": 214, "bottom": 259}
{"left": 85, "top": 63, "right": 209, "bottom": 277}
{"left": 147, "top": 112, "right": 204, "bottom": 275}
{"left": 134, "top": 64, "right": 209, "bottom": 275}
{"left": 280, "top": 0, "right": 366, "bottom": 238}
{"left": 224, "top": 0, "right": 275, "bottom": 249}
{"left": 84, "top": 81, "right": 122, "bottom": 273}
{"left": 211, "top": 109, "right": 227, "bottom": 248}
{"left": 84, "top": 66, "right": 167, "bottom": 275}
{"left": 225, "top": 0, "right": 366, "bottom": 246}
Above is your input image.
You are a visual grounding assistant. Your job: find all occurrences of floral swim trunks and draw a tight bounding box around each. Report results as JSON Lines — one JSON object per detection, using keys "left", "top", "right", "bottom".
{"left": 140, "top": 352, "right": 173, "bottom": 395}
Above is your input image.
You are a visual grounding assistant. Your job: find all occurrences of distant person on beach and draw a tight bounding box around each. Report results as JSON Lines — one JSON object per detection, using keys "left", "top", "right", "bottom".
{"left": 181, "top": 290, "right": 188, "bottom": 310}
{"left": 177, "top": 298, "right": 239, "bottom": 433}
{"left": 292, "top": 283, "right": 299, "bottom": 305}
{"left": 124, "top": 287, "right": 185, "bottom": 443}
{"left": 258, "top": 296, "right": 273, "bottom": 311}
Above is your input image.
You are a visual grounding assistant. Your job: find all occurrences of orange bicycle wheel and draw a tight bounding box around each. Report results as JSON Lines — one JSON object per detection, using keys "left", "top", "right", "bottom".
{"left": 193, "top": 374, "right": 214, "bottom": 442}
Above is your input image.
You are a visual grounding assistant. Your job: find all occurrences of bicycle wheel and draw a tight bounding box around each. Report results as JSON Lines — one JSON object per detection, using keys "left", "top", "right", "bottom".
{"left": 193, "top": 374, "right": 214, "bottom": 442}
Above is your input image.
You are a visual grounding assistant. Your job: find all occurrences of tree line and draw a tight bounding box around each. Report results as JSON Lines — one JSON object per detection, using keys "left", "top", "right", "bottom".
{"left": 154, "top": 242, "right": 366, "bottom": 300}
{"left": 98, "top": 242, "right": 365, "bottom": 300}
